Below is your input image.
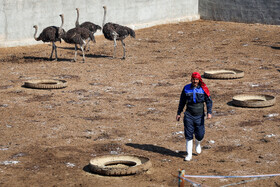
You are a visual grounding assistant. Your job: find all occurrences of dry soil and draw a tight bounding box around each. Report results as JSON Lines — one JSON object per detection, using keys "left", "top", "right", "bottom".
{"left": 0, "top": 20, "right": 280, "bottom": 187}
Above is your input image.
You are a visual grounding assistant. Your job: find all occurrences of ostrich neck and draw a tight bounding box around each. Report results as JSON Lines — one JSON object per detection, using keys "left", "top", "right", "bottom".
{"left": 59, "top": 15, "right": 64, "bottom": 30}
{"left": 34, "top": 27, "right": 38, "bottom": 40}
{"left": 102, "top": 8, "right": 107, "bottom": 27}
{"left": 59, "top": 15, "right": 65, "bottom": 39}
{"left": 75, "top": 9, "right": 80, "bottom": 27}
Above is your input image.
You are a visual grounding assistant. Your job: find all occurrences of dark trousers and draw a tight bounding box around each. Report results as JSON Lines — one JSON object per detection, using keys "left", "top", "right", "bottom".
{"left": 183, "top": 111, "right": 205, "bottom": 141}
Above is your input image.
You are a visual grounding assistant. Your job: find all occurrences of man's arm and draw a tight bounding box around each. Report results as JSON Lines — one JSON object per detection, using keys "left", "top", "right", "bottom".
{"left": 176, "top": 89, "right": 186, "bottom": 121}
{"left": 205, "top": 94, "right": 213, "bottom": 119}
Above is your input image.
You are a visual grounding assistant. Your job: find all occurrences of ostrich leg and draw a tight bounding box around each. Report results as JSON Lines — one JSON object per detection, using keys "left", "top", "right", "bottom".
{"left": 84, "top": 35, "right": 95, "bottom": 52}
{"left": 80, "top": 44, "right": 86, "bottom": 63}
{"left": 113, "top": 35, "right": 117, "bottom": 58}
{"left": 121, "top": 40, "right": 126, "bottom": 59}
{"left": 54, "top": 43, "right": 58, "bottom": 61}
{"left": 50, "top": 42, "right": 55, "bottom": 60}
{"left": 84, "top": 38, "right": 91, "bottom": 51}
{"left": 74, "top": 44, "right": 78, "bottom": 62}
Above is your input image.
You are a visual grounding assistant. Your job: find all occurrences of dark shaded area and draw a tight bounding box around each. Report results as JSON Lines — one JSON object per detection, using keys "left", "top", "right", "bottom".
{"left": 82, "top": 164, "right": 137, "bottom": 177}
{"left": 239, "top": 120, "right": 263, "bottom": 127}
{"left": 21, "top": 85, "right": 45, "bottom": 90}
{"left": 226, "top": 101, "right": 235, "bottom": 107}
{"left": 85, "top": 54, "right": 111, "bottom": 58}
{"left": 254, "top": 44, "right": 280, "bottom": 50}
{"left": 227, "top": 100, "right": 275, "bottom": 108}
{"left": 83, "top": 164, "right": 93, "bottom": 174}
{"left": 126, "top": 143, "right": 184, "bottom": 158}
{"left": 24, "top": 56, "right": 70, "bottom": 62}
{"left": 57, "top": 46, "right": 76, "bottom": 50}
{"left": 271, "top": 45, "right": 280, "bottom": 50}
{"left": 21, "top": 84, "right": 65, "bottom": 90}
{"left": 57, "top": 46, "right": 111, "bottom": 59}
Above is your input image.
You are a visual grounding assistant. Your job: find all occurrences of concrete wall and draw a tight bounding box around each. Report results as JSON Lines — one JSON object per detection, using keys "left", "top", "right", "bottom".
{"left": 0, "top": 0, "right": 199, "bottom": 47}
{"left": 199, "top": 0, "right": 280, "bottom": 25}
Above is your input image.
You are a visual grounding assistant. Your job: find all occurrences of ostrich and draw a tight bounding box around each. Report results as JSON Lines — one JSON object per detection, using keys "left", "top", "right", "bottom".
{"left": 75, "top": 8, "right": 101, "bottom": 34}
{"left": 75, "top": 8, "right": 101, "bottom": 51}
{"left": 59, "top": 14, "right": 94, "bottom": 63}
{"left": 33, "top": 16, "right": 65, "bottom": 61}
{"left": 102, "top": 6, "right": 135, "bottom": 59}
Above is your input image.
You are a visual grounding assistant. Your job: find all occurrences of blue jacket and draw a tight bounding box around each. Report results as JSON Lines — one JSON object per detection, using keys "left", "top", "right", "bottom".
{"left": 177, "top": 83, "right": 212, "bottom": 116}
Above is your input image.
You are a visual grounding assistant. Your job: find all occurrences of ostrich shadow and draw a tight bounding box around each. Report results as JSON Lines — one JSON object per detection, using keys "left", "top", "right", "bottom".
{"left": 85, "top": 54, "right": 111, "bottom": 58}
{"left": 23, "top": 56, "right": 70, "bottom": 62}
{"left": 125, "top": 143, "right": 185, "bottom": 158}
{"left": 56, "top": 46, "right": 111, "bottom": 59}
{"left": 57, "top": 46, "right": 76, "bottom": 50}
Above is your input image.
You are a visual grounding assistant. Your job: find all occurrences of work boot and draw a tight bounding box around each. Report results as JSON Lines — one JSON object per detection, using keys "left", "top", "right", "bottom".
{"left": 184, "top": 139, "right": 193, "bottom": 161}
{"left": 195, "top": 139, "right": 201, "bottom": 154}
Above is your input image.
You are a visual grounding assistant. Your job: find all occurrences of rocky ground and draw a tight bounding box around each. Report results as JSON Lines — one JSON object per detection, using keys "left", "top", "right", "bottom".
{"left": 0, "top": 20, "right": 279, "bottom": 186}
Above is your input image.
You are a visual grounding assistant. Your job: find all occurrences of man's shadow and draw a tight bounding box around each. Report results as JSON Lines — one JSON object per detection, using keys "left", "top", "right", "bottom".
{"left": 126, "top": 143, "right": 185, "bottom": 158}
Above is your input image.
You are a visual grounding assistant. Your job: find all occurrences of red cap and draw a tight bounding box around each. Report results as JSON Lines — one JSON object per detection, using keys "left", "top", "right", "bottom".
{"left": 192, "top": 72, "right": 210, "bottom": 97}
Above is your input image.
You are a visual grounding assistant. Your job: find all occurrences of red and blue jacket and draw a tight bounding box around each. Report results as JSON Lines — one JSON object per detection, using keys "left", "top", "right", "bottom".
{"left": 177, "top": 84, "right": 213, "bottom": 116}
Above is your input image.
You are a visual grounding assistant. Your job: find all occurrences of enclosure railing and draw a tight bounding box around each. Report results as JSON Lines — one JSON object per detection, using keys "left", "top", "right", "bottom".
{"left": 176, "top": 169, "right": 280, "bottom": 187}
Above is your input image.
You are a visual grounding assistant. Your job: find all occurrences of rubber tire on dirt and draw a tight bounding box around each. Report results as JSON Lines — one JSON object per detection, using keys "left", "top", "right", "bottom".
{"left": 89, "top": 155, "right": 152, "bottom": 176}
{"left": 232, "top": 94, "right": 276, "bottom": 108}
{"left": 24, "top": 79, "right": 67, "bottom": 89}
{"left": 203, "top": 69, "right": 244, "bottom": 79}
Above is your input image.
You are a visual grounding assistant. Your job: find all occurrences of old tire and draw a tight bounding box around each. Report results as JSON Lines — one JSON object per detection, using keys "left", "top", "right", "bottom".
{"left": 204, "top": 69, "right": 244, "bottom": 79}
{"left": 89, "top": 155, "right": 152, "bottom": 176}
{"left": 232, "top": 94, "right": 276, "bottom": 108}
{"left": 24, "top": 79, "right": 67, "bottom": 89}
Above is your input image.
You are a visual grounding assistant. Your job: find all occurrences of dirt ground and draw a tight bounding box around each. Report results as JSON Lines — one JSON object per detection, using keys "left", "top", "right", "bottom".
{"left": 0, "top": 20, "right": 279, "bottom": 187}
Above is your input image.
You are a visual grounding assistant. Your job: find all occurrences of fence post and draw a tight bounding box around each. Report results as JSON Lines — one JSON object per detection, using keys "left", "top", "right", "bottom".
{"left": 178, "top": 169, "right": 185, "bottom": 187}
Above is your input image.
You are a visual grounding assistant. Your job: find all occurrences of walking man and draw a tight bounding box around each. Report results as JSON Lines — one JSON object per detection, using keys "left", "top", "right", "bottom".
{"left": 176, "top": 72, "right": 213, "bottom": 161}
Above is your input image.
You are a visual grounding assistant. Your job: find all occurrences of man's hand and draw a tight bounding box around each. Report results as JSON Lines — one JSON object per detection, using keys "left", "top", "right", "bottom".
{"left": 176, "top": 115, "right": 181, "bottom": 121}
{"left": 207, "top": 113, "right": 212, "bottom": 119}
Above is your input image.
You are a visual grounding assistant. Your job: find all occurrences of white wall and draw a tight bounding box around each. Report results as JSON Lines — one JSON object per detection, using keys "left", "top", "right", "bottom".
{"left": 0, "top": 0, "right": 199, "bottom": 47}
{"left": 2, "top": 0, "right": 279, "bottom": 48}
{"left": 199, "top": 0, "right": 280, "bottom": 25}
